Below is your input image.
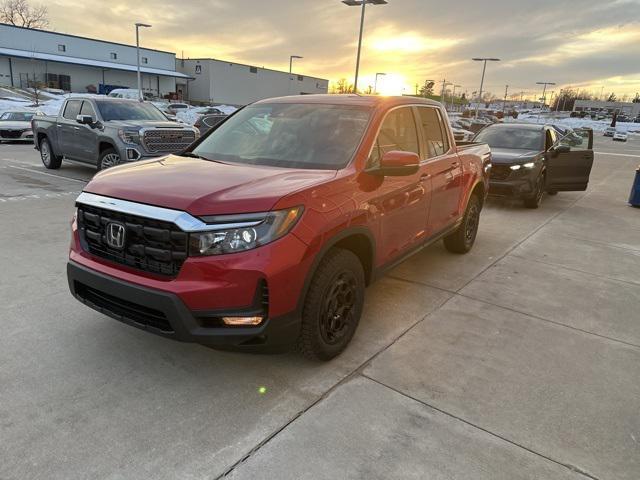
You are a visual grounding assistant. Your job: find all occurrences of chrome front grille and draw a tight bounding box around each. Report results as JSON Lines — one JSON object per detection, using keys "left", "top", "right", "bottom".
{"left": 77, "top": 204, "right": 188, "bottom": 277}
{"left": 142, "top": 129, "right": 196, "bottom": 153}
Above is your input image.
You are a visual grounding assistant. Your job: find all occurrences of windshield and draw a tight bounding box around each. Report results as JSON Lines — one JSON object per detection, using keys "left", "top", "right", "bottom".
{"left": 95, "top": 101, "right": 168, "bottom": 121}
{"left": 193, "top": 103, "right": 371, "bottom": 170}
{"left": 475, "top": 127, "right": 543, "bottom": 150}
{"left": 1, "top": 112, "right": 35, "bottom": 121}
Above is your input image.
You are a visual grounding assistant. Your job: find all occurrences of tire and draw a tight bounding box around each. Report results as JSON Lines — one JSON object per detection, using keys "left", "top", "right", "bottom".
{"left": 523, "top": 172, "right": 545, "bottom": 209}
{"left": 39, "top": 137, "right": 62, "bottom": 169}
{"left": 444, "top": 194, "right": 481, "bottom": 254}
{"left": 98, "top": 148, "right": 121, "bottom": 171}
{"left": 297, "top": 248, "right": 365, "bottom": 361}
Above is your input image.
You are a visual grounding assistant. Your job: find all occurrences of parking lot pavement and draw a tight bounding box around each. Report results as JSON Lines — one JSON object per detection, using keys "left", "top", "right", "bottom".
{"left": 1, "top": 136, "right": 639, "bottom": 479}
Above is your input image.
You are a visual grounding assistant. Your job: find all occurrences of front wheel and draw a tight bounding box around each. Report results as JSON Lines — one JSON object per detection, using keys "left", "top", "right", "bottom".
{"left": 297, "top": 248, "right": 365, "bottom": 361}
{"left": 444, "top": 194, "right": 481, "bottom": 254}
{"left": 98, "top": 148, "right": 121, "bottom": 171}
{"left": 523, "top": 172, "right": 545, "bottom": 209}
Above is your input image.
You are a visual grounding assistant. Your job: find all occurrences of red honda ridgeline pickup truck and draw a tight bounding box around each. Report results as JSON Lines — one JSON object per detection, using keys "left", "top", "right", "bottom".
{"left": 67, "top": 95, "right": 490, "bottom": 360}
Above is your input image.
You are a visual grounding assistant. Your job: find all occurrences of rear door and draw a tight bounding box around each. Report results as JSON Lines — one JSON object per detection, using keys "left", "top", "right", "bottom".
{"left": 416, "top": 106, "right": 463, "bottom": 234}
{"left": 546, "top": 128, "right": 594, "bottom": 191}
{"left": 58, "top": 99, "right": 83, "bottom": 159}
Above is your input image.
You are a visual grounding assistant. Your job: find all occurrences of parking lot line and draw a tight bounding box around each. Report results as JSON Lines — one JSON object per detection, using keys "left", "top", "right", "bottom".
{"left": 594, "top": 151, "right": 640, "bottom": 157}
{"left": 7, "top": 165, "right": 87, "bottom": 183}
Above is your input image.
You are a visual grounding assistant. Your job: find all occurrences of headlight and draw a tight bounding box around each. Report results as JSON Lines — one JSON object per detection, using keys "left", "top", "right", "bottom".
{"left": 190, "top": 207, "right": 304, "bottom": 256}
{"left": 510, "top": 162, "right": 536, "bottom": 171}
{"left": 118, "top": 129, "right": 141, "bottom": 145}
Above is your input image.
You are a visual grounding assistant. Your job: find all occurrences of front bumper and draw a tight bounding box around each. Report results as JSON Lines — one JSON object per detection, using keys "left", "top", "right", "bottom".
{"left": 488, "top": 177, "right": 536, "bottom": 198}
{"left": 0, "top": 129, "right": 33, "bottom": 141}
{"left": 68, "top": 261, "right": 301, "bottom": 351}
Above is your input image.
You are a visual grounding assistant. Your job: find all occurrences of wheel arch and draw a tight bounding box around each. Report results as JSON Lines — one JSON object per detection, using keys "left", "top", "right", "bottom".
{"left": 296, "top": 226, "right": 376, "bottom": 315}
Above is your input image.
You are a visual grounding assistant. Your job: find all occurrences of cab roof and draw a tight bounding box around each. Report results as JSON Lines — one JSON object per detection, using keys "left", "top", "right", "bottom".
{"left": 253, "top": 94, "right": 442, "bottom": 109}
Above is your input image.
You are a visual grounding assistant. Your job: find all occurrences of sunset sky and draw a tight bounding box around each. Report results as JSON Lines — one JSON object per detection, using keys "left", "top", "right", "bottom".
{"left": 46, "top": 0, "right": 640, "bottom": 99}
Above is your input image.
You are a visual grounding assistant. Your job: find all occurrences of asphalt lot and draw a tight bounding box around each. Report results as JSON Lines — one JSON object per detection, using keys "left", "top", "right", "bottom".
{"left": 1, "top": 136, "right": 639, "bottom": 480}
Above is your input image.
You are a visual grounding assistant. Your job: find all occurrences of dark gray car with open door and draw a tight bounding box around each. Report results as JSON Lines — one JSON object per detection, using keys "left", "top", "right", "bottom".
{"left": 474, "top": 123, "right": 594, "bottom": 208}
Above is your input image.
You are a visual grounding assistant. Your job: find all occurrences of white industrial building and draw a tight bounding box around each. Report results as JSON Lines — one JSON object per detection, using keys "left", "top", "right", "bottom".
{"left": 0, "top": 23, "right": 189, "bottom": 97}
{"left": 176, "top": 58, "right": 329, "bottom": 106}
{"left": 573, "top": 99, "right": 640, "bottom": 117}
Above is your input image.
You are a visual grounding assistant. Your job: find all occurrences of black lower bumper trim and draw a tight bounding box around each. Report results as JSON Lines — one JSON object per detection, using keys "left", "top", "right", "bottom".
{"left": 67, "top": 261, "right": 301, "bottom": 351}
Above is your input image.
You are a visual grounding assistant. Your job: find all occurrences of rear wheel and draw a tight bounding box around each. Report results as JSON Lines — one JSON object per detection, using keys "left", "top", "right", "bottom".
{"left": 39, "top": 137, "right": 62, "bottom": 169}
{"left": 444, "top": 194, "right": 481, "bottom": 254}
{"left": 98, "top": 148, "right": 121, "bottom": 170}
{"left": 297, "top": 248, "right": 365, "bottom": 361}
{"left": 524, "top": 172, "right": 545, "bottom": 209}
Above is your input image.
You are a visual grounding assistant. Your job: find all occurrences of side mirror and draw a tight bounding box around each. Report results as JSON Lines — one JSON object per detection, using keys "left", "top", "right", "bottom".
{"left": 554, "top": 145, "right": 571, "bottom": 155}
{"left": 371, "top": 151, "right": 420, "bottom": 176}
{"left": 76, "top": 114, "right": 94, "bottom": 126}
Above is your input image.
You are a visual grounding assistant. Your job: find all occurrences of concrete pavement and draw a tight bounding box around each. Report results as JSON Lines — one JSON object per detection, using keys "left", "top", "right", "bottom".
{"left": 1, "top": 136, "right": 639, "bottom": 479}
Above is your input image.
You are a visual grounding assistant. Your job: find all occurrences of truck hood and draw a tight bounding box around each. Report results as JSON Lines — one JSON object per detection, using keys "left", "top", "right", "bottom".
{"left": 84, "top": 155, "right": 337, "bottom": 216}
{"left": 490, "top": 148, "right": 540, "bottom": 164}
{"left": 106, "top": 120, "right": 191, "bottom": 129}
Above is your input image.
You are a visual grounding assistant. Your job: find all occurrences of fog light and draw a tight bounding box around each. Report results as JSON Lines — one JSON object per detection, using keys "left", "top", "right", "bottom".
{"left": 221, "top": 316, "right": 264, "bottom": 326}
{"left": 126, "top": 148, "right": 140, "bottom": 160}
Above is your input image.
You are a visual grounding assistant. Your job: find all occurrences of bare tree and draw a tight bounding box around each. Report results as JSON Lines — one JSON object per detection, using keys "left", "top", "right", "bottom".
{"left": 0, "top": 0, "right": 49, "bottom": 28}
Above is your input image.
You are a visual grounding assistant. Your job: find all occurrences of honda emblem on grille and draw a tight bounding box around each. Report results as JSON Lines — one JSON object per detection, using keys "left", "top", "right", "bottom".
{"left": 106, "top": 222, "right": 126, "bottom": 250}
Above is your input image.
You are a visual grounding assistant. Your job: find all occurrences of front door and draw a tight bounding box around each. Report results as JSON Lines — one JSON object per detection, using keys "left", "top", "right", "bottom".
{"left": 546, "top": 128, "right": 594, "bottom": 191}
{"left": 367, "top": 106, "right": 431, "bottom": 263}
{"left": 73, "top": 100, "right": 99, "bottom": 163}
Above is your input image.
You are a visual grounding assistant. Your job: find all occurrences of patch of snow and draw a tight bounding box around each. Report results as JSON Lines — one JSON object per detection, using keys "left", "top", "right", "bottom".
{"left": 507, "top": 113, "right": 640, "bottom": 133}
{"left": 176, "top": 105, "right": 237, "bottom": 125}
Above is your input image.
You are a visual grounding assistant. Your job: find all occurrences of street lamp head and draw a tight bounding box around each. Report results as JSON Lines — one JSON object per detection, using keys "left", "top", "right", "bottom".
{"left": 342, "top": 0, "right": 388, "bottom": 5}
{"left": 473, "top": 57, "right": 500, "bottom": 62}
{"left": 135, "top": 23, "right": 152, "bottom": 28}
{"left": 290, "top": 55, "right": 303, "bottom": 59}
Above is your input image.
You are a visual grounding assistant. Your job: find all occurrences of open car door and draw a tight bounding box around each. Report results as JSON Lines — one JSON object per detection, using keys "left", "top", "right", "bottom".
{"left": 546, "top": 128, "right": 594, "bottom": 192}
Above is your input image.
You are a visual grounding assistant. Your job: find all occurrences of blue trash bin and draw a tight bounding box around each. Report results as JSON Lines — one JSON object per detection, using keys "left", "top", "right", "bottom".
{"left": 630, "top": 167, "right": 640, "bottom": 207}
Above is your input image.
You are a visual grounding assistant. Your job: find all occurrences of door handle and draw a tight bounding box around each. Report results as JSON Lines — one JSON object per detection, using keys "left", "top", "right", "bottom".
{"left": 451, "top": 162, "right": 460, "bottom": 168}
{"left": 56, "top": 124, "right": 62, "bottom": 128}
{"left": 420, "top": 173, "right": 431, "bottom": 181}
{"left": 74, "top": 127, "right": 80, "bottom": 130}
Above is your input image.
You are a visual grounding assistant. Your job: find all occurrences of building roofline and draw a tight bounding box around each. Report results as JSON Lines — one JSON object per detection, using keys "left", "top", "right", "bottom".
{"left": 178, "top": 57, "right": 329, "bottom": 82}
{"left": 0, "top": 22, "right": 175, "bottom": 55}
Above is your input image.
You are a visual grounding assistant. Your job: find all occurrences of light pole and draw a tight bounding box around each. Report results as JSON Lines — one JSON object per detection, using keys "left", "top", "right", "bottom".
{"left": 536, "top": 81, "right": 556, "bottom": 122}
{"left": 135, "top": 22, "right": 151, "bottom": 101}
{"left": 342, "top": 0, "right": 388, "bottom": 92}
{"left": 450, "top": 84, "right": 461, "bottom": 111}
{"left": 472, "top": 57, "right": 500, "bottom": 118}
{"left": 373, "top": 72, "right": 386, "bottom": 94}
{"left": 289, "top": 55, "right": 303, "bottom": 74}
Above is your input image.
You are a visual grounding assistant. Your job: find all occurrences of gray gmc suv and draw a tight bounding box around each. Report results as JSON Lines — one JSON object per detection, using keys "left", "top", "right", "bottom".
{"left": 32, "top": 96, "right": 199, "bottom": 170}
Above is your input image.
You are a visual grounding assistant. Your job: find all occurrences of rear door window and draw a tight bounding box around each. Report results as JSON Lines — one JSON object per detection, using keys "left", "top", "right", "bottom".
{"left": 368, "top": 106, "right": 419, "bottom": 168}
{"left": 417, "top": 107, "right": 449, "bottom": 158}
{"left": 62, "top": 100, "right": 82, "bottom": 120}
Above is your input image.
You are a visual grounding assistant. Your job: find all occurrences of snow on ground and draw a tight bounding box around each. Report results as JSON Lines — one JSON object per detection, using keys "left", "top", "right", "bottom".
{"left": 510, "top": 112, "right": 640, "bottom": 133}
{"left": 176, "top": 105, "right": 237, "bottom": 125}
{"left": 0, "top": 90, "right": 237, "bottom": 122}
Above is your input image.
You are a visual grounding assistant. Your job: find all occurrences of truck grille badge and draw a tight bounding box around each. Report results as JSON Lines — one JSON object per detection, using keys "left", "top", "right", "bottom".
{"left": 106, "top": 222, "right": 126, "bottom": 250}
